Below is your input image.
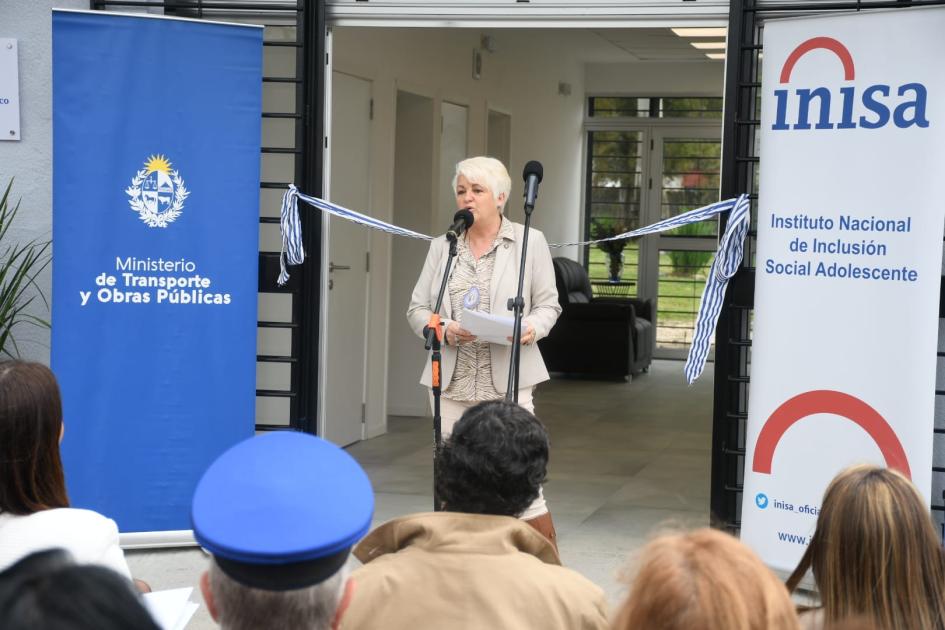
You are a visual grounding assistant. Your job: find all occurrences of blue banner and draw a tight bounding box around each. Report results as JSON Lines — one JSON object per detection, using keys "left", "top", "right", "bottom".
{"left": 52, "top": 11, "right": 262, "bottom": 533}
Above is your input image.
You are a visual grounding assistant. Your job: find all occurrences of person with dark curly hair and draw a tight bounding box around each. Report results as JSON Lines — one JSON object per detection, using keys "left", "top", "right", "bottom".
{"left": 339, "top": 401, "right": 608, "bottom": 630}
{"left": 433, "top": 399, "right": 549, "bottom": 517}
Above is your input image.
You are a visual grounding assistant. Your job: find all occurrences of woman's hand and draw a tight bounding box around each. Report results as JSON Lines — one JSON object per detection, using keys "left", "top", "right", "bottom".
{"left": 507, "top": 323, "right": 536, "bottom": 345}
{"left": 446, "top": 321, "right": 476, "bottom": 345}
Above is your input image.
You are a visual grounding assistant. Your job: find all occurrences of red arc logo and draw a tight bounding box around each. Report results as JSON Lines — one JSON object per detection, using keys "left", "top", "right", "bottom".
{"left": 752, "top": 390, "right": 910, "bottom": 479}
{"left": 780, "top": 37, "right": 855, "bottom": 84}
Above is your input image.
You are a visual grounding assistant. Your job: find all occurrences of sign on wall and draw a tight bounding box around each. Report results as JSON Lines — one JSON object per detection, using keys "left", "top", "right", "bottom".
{"left": 52, "top": 10, "right": 262, "bottom": 533}
{"left": 0, "top": 38, "right": 20, "bottom": 141}
{"left": 741, "top": 8, "right": 945, "bottom": 572}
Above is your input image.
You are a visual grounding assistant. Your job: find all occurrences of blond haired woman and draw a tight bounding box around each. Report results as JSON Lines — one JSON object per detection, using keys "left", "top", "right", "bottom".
{"left": 407, "top": 157, "right": 561, "bottom": 544}
{"left": 786, "top": 465, "right": 945, "bottom": 630}
{"left": 613, "top": 528, "right": 800, "bottom": 630}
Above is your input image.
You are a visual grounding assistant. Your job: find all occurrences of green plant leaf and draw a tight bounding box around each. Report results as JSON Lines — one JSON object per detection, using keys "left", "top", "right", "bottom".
{"left": 0, "top": 177, "right": 52, "bottom": 357}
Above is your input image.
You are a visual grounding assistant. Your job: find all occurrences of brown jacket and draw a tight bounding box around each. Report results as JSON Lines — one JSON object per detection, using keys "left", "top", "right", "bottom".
{"left": 340, "top": 512, "right": 609, "bottom": 630}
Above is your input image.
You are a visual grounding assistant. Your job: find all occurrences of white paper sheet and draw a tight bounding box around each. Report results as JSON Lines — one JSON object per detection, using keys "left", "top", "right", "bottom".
{"left": 143, "top": 587, "right": 199, "bottom": 630}
{"left": 461, "top": 308, "right": 514, "bottom": 345}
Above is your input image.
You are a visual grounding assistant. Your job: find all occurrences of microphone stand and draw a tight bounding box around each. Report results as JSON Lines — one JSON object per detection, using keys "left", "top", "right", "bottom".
{"left": 506, "top": 202, "right": 535, "bottom": 403}
{"left": 424, "top": 236, "right": 458, "bottom": 511}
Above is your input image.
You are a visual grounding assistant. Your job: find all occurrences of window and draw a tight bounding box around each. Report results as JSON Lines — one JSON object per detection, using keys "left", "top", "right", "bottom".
{"left": 588, "top": 96, "right": 723, "bottom": 119}
{"left": 584, "top": 130, "right": 642, "bottom": 291}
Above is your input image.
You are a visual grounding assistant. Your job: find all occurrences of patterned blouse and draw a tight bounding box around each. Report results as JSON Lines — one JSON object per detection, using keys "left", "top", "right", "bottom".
{"left": 443, "top": 217, "right": 515, "bottom": 402}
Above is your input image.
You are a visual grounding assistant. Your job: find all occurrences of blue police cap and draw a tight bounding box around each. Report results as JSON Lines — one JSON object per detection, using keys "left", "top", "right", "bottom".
{"left": 192, "top": 431, "right": 373, "bottom": 591}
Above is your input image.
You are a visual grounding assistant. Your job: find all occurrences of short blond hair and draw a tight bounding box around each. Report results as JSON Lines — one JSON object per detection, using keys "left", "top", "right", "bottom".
{"left": 614, "top": 528, "right": 799, "bottom": 630}
{"left": 452, "top": 157, "right": 511, "bottom": 210}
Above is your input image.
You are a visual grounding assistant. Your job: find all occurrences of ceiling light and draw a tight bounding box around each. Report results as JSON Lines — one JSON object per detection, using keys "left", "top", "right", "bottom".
{"left": 706, "top": 52, "right": 726, "bottom": 60}
{"left": 691, "top": 42, "right": 727, "bottom": 50}
{"left": 672, "top": 27, "right": 728, "bottom": 38}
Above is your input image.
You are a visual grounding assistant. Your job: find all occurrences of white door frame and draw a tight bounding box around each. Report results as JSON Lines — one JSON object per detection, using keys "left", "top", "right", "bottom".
{"left": 324, "top": 2, "right": 728, "bottom": 28}
{"left": 317, "top": 29, "right": 334, "bottom": 438}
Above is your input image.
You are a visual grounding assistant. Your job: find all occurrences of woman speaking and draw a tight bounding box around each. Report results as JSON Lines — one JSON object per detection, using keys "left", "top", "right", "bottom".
{"left": 407, "top": 156, "right": 561, "bottom": 544}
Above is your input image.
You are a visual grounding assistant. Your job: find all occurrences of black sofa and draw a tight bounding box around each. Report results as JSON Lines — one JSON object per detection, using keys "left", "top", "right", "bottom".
{"left": 538, "top": 257, "right": 654, "bottom": 380}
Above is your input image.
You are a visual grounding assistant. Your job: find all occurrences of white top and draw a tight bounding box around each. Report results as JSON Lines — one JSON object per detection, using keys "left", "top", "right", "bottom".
{"left": 0, "top": 508, "right": 132, "bottom": 578}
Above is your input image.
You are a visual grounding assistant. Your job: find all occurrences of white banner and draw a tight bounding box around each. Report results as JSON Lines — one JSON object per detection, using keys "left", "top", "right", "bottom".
{"left": 742, "top": 8, "right": 945, "bottom": 572}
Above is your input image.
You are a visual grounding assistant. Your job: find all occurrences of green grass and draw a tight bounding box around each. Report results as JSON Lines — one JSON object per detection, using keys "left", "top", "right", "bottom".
{"left": 586, "top": 245, "right": 712, "bottom": 325}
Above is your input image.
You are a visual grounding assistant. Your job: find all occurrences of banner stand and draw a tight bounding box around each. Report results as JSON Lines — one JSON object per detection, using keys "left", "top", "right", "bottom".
{"left": 52, "top": 10, "right": 263, "bottom": 538}
{"left": 119, "top": 531, "right": 197, "bottom": 551}
{"left": 741, "top": 7, "right": 945, "bottom": 572}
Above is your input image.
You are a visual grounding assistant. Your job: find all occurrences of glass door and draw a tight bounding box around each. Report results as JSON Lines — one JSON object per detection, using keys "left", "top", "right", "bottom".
{"left": 642, "top": 127, "right": 722, "bottom": 359}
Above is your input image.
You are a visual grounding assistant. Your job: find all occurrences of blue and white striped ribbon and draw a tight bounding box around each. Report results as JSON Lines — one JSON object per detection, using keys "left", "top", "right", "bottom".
{"left": 277, "top": 184, "right": 436, "bottom": 285}
{"left": 684, "top": 193, "right": 750, "bottom": 384}
{"left": 278, "top": 184, "right": 749, "bottom": 382}
{"left": 277, "top": 185, "right": 305, "bottom": 285}
{"left": 548, "top": 196, "right": 748, "bottom": 249}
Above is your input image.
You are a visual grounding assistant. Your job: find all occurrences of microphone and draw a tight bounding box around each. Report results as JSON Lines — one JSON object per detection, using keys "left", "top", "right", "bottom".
{"left": 523, "top": 161, "right": 543, "bottom": 212}
{"left": 446, "top": 208, "right": 474, "bottom": 242}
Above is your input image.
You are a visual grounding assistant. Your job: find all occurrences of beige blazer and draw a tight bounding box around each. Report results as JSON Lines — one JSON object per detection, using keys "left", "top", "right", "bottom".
{"left": 407, "top": 221, "right": 561, "bottom": 394}
{"left": 341, "top": 512, "right": 609, "bottom": 630}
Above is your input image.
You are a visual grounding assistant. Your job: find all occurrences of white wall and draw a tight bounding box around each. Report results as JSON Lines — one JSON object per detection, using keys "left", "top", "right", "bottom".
{"left": 333, "top": 27, "right": 590, "bottom": 421}
{"left": 0, "top": 0, "right": 86, "bottom": 361}
{"left": 585, "top": 60, "right": 724, "bottom": 96}
{"left": 437, "top": 102, "right": 469, "bottom": 230}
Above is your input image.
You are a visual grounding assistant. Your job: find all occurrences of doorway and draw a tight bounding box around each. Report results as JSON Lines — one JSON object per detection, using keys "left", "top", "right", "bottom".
{"left": 387, "top": 90, "right": 436, "bottom": 417}
{"left": 646, "top": 127, "right": 722, "bottom": 359}
{"left": 323, "top": 71, "right": 373, "bottom": 445}
{"left": 327, "top": 27, "right": 725, "bottom": 432}
{"left": 437, "top": 101, "right": 469, "bottom": 230}
{"left": 487, "top": 108, "right": 512, "bottom": 169}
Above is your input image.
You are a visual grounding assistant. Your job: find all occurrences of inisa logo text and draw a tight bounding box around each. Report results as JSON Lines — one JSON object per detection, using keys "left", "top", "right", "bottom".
{"left": 772, "top": 36, "right": 928, "bottom": 131}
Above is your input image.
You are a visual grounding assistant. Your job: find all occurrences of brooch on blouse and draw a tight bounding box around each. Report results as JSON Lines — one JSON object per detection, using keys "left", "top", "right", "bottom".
{"left": 463, "top": 286, "right": 481, "bottom": 310}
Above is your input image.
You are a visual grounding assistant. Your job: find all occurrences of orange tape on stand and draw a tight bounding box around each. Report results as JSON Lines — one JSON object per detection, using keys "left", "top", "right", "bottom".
{"left": 427, "top": 314, "right": 443, "bottom": 388}
{"left": 427, "top": 314, "right": 443, "bottom": 342}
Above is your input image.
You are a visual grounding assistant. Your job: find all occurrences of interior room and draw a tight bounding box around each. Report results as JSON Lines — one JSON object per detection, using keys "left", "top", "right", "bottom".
{"left": 317, "top": 25, "right": 726, "bottom": 442}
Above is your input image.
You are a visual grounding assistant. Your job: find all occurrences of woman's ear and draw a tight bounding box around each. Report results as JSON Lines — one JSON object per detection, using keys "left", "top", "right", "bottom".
{"left": 497, "top": 192, "right": 507, "bottom": 209}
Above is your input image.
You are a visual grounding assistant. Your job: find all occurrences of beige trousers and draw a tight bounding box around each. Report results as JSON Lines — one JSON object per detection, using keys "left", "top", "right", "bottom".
{"left": 431, "top": 387, "right": 548, "bottom": 520}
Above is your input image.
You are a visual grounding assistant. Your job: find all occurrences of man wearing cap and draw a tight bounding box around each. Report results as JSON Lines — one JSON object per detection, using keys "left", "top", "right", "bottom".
{"left": 192, "top": 432, "right": 374, "bottom": 630}
{"left": 341, "top": 400, "right": 608, "bottom": 629}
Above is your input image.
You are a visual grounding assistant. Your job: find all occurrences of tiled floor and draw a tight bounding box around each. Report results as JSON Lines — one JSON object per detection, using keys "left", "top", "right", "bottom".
{"left": 127, "top": 359, "right": 712, "bottom": 626}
